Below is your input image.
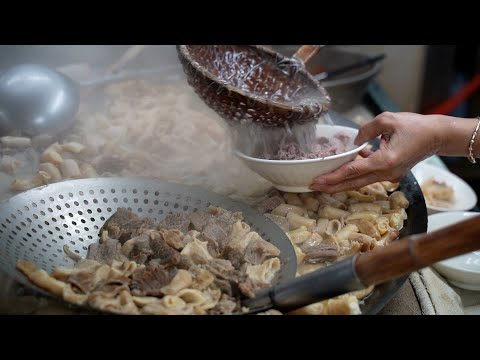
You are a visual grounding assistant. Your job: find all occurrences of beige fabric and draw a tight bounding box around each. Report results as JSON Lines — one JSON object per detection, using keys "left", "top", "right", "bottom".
{"left": 430, "top": 268, "right": 480, "bottom": 315}
{"left": 378, "top": 278, "right": 422, "bottom": 315}
{"left": 418, "top": 268, "right": 463, "bottom": 315}
{"left": 381, "top": 268, "right": 464, "bottom": 315}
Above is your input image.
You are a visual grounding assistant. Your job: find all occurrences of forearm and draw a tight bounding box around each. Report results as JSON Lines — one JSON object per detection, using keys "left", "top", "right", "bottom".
{"left": 435, "top": 115, "right": 480, "bottom": 159}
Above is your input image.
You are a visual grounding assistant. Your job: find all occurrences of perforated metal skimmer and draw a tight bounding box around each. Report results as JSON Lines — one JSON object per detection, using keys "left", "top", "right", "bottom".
{"left": 0, "top": 177, "right": 296, "bottom": 292}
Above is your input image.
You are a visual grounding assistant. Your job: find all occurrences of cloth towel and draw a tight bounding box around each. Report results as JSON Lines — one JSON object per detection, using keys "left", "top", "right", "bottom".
{"left": 380, "top": 268, "right": 464, "bottom": 315}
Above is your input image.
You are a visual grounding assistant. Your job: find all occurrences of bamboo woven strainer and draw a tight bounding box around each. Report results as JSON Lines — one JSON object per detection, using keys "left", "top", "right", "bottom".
{"left": 177, "top": 45, "right": 331, "bottom": 128}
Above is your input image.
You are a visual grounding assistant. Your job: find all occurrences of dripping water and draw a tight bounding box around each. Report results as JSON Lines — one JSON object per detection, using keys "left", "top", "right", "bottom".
{"left": 230, "top": 114, "right": 334, "bottom": 159}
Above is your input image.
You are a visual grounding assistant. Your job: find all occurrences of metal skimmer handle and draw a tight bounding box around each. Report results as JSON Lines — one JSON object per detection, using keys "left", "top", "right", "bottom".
{"left": 244, "top": 257, "right": 365, "bottom": 313}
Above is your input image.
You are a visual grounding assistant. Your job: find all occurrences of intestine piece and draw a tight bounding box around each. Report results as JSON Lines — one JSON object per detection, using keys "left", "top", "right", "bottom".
{"left": 39, "top": 162, "right": 62, "bottom": 182}
{"left": 0, "top": 136, "right": 31, "bottom": 148}
{"left": 60, "top": 159, "right": 81, "bottom": 178}
{"left": 1, "top": 155, "right": 23, "bottom": 175}
{"left": 79, "top": 163, "right": 98, "bottom": 178}
{"left": 61, "top": 142, "right": 86, "bottom": 154}
{"left": 41, "top": 149, "right": 63, "bottom": 166}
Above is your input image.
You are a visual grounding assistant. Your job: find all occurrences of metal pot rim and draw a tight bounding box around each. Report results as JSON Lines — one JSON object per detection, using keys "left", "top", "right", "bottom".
{"left": 322, "top": 62, "right": 382, "bottom": 87}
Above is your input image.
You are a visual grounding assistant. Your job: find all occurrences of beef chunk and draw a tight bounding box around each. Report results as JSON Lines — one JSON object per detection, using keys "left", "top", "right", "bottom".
{"left": 213, "top": 277, "right": 233, "bottom": 296}
{"left": 222, "top": 245, "right": 245, "bottom": 269}
{"left": 204, "top": 260, "right": 238, "bottom": 295}
{"left": 201, "top": 218, "right": 231, "bottom": 253}
{"left": 255, "top": 196, "right": 285, "bottom": 214}
{"left": 208, "top": 206, "right": 243, "bottom": 225}
{"left": 243, "top": 239, "right": 281, "bottom": 265}
{"left": 86, "top": 237, "right": 126, "bottom": 265}
{"left": 121, "top": 234, "right": 153, "bottom": 265}
{"left": 101, "top": 208, "right": 155, "bottom": 244}
{"left": 188, "top": 212, "right": 214, "bottom": 231}
{"left": 56, "top": 265, "right": 102, "bottom": 293}
{"left": 204, "top": 259, "right": 256, "bottom": 298}
{"left": 130, "top": 264, "right": 176, "bottom": 296}
{"left": 222, "top": 232, "right": 259, "bottom": 268}
{"left": 159, "top": 212, "right": 191, "bottom": 233}
{"left": 217, "top": 211, "right": 243, "bottom": 225}
{"left": 237, "top": 277, "right": 257, "bottom": 299}
{"left": 205, "top": 238, "right": 219, "bottom": 258}
{"left": 188, "top": 208, "right": 243, "bottom": 253}
{"left": 158, "top": 228, "right": 186, "bottom": 250}
{"left": 148, "top": 231, "right": 192, "bottom": 269}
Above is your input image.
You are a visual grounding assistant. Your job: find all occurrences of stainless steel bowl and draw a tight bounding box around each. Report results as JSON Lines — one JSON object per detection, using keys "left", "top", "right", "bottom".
{"left": 271, "top": 45, "right": 383, "bottom": 112}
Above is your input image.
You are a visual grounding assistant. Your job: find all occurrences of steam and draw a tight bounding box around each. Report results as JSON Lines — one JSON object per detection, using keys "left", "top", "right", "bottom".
{"left": 70, "top": 79, "right": 272, "bottom": 204}
{"left": 230, "top": 121, "right": 319, "bottom": 158}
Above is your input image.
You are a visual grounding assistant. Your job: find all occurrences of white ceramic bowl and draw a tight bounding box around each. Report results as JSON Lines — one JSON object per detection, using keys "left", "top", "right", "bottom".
{"left": 411, "top": 162, "right": 477, "bottom": 214}
{"left": 428, "top": 211, "right": 480, "bottom": 291}
{"left": 234, "top": 124, "right": 368, "bottom": 193}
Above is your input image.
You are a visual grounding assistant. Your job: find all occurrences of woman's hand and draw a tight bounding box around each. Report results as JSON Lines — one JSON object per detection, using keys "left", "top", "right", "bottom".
{"left": 310, "top": 112, "right": 446, "bottom": 193}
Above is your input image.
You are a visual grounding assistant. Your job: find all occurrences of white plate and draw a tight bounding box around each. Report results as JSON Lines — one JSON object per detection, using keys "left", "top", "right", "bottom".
{"left": 428, "top": 211, "right": 480, "bottom": 291}
{"left": 411, "top": 162, "right": 477, "bottom": 213}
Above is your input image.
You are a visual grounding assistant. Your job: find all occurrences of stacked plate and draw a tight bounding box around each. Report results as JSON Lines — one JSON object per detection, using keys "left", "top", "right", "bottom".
{"left": 428, "top": 211, "right": 480, "bottom": 290}
{"left": 412, "top": 162, "right": 480, "bottom": 291}
{"left": 411, "top": 162, "right": 477, "bottom": 214}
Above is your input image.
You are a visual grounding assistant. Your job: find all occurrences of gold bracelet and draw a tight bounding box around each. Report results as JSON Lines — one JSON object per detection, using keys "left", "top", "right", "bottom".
{"left": 468, "top": 116, "right": 480, "bottom": 164}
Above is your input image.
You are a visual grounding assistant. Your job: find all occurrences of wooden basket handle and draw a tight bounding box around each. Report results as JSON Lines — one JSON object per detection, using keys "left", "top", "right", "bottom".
{"left": 293, "top": 45, "right": 325, "bottom": 64}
